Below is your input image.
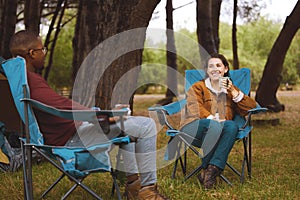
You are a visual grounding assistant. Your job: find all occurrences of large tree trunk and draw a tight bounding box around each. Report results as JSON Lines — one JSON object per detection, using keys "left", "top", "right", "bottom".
{"left": 72, "top": 0, "right": 160, "bottom": 109}
{"left": 24, "top": 0, "right": 41, "bottom": 34}
{"left": 0, "top": 0, "right": 17, "bottom": 59}
{"left": 255, "top": 1, "right": 300, "bottom": 112}
{"left": 232, "top": 0, "right": 239, "bottom": 69}
{"left": 196, "top": 0, "right": 217, "bottom": 56}
{"left": 211, "top": 0, "right": 222, "bottom": 52}
{"left": 157, "top": 0, "right": 178, "bottom": 105}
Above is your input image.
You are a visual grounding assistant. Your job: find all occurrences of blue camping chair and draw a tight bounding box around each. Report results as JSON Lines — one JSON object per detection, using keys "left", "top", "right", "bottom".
{"left": 149, "top": 68, "right": 267, "bottom": 185}
{"left": 1, "top": 57, "right": 131, "bottom": 199}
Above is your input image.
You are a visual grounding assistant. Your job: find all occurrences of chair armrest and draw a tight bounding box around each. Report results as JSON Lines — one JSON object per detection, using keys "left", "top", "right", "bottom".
{"left": 166, "top": 129, "right": 180, "bottom": 137}
{"left": 20, "top": 98, "right": 128, "bottom": 122}
{"left": 240, "top": 106, "right": 268, "bottom": 130}
{"left": 148, "top": 100, "right": 186, "bottom": 130}
{"left": 247, "top": 106, "right": 268, "bottom": 114}
{"left": 148, "top": 99, "right": 186, "bottom": 115}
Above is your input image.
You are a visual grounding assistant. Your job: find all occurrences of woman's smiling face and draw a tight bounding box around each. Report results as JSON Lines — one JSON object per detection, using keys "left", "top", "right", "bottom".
{"left": 207, "top": 57, "right": 228, "bottom": 82}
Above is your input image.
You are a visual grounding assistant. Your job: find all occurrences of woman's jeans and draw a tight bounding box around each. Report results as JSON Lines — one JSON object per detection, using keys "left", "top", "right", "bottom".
{"left": 65, "top": 116, "right": 157, "bottom": 186}
{"left": 180, "top": 119, "right": 238, "bottom": 170}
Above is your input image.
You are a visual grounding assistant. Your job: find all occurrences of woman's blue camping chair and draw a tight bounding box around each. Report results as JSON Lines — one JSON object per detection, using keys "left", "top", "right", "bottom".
{"left": 1, "top": 57, "right": 131, "bottom": 200}
{"left": 149, "top": 68, "right": 267, "bottom": 185}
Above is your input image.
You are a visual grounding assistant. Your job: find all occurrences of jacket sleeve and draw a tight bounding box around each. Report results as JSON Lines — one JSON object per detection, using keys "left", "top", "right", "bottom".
{"left": 232, "top": 86, "right": 257, "bottom": 116}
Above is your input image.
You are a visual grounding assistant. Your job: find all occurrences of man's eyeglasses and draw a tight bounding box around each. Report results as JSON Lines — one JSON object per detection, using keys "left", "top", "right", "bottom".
{"left": 28, "top": 47, "right": 47, "bottom": 54}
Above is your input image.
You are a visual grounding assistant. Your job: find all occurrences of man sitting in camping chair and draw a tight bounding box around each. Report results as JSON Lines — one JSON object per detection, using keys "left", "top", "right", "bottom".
{"left": 9, "top": 30, "right": 168, "bottom": 200}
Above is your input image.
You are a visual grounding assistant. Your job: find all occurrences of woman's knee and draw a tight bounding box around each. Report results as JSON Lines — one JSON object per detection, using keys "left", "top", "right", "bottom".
{"left": 181, "top": 119, "right": 210, "bottom": 134}
{"left": 223, "top": 120, "right": 238, "bottom": 136}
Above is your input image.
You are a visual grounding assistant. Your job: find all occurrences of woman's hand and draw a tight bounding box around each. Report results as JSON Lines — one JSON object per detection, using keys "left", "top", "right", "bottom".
{"left": 220, "top": 78, "right": 239, "bottom": 98}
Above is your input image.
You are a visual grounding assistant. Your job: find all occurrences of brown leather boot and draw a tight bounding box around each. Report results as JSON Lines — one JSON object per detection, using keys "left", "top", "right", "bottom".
{"left": 124, "top": 178, "right": 141, "bottom": 200}
{"left": 203, "top": 165, "right": 221, "bottom": 189}
{"left": 138, "top": 184, "right": 169, "bottom": 200}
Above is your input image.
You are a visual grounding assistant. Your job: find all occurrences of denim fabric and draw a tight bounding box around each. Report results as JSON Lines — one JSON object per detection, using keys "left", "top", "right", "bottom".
{"left": 181, "top": 119, "right": 238, "bottom": 170}
{"left": 65, "top": 116, "right": 157, "bottom": 187}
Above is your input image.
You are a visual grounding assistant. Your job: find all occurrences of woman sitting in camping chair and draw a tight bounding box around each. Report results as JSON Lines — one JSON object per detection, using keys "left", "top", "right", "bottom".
{"left": 180, "top": 53, "right": 257, "bottom": 189}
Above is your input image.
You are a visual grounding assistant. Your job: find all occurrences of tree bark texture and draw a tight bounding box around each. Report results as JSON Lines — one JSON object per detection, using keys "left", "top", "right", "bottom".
{"left": 211, "top": 0, "right": 222, "bottom": 52}
{"left": 0, "top": 0, "right": 17, "bottom": 59}
{"left": 165, "top": 0, "right": 178, "bottom": 102}
{"left": 72, "top": 0, "right": 160, "bottom": 109}
{"left": 196, "top": 0, "right": 217, "bottom": 56}
{"left": 24, "top": 0, "right": 41, "bottom": 34}
{"left": 232, "top": 0, "right": 239, "bottom": 69}
{"left": 255, "top": 1, "right": 300, "bottom": 112}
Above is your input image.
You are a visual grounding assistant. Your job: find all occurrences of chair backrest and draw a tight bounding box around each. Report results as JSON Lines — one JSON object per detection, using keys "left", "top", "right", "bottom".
{"left": 185, "top": 68, "right": 251, "bottom": 95}
{"left": 2, "top": 57, "right": 44, "bottom": 144}
{"left": 184, "top": 68, "right": 252, "bottom": 139}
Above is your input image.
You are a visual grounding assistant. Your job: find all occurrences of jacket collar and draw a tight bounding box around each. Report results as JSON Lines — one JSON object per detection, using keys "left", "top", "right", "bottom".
{"left": 204, "top": 78, "right": 228, "bottom": 95}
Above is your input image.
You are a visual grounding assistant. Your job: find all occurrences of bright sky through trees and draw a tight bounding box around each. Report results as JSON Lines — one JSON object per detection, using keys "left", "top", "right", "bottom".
{"left": 149, "top": 0, "right": 298, "bottom": 31}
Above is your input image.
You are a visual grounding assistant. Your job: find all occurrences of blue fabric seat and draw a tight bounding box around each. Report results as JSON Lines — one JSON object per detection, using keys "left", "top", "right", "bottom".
{"left": 149, "top": 68, "right": 267, "bottom": 185}
{"left": 2, "top": 57, "right": 130, "bottom": 199}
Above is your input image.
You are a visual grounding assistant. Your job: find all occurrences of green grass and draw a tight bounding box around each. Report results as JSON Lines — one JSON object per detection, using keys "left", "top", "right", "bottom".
{"left": 1, "top": 92, "right": 300, "bottom": 200}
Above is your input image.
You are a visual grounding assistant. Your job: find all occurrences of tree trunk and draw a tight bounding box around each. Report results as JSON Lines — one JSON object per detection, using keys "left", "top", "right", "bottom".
{"left": 196, "top": 0, "right": 217, "bottom": 56}
{"left": 72, "top": 0, "right": 160, "bottom": 110}
{"left": 211, "top": 0, "right": 222, "bottom": 52}
{"left": 24, "top": 0, "right": 41, "bottom": 34}
{"left": 0, "top": 0, "right": 17, "bottom": 59}
{"left": 255, "top": 1, "right": 300, "bottom": 112}
{"left": 232, "top": 0, "right": 239, "bottom": 69}
{"left": 158, "top": 0, "right": 177, "bottom": 105}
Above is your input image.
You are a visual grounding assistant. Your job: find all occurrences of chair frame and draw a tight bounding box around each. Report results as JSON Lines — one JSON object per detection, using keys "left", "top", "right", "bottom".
{"left": 149, "top": 68, "right": 267, "bottom": 185}
{"left": 22, "top": 99, "right": 130, "bottom": 200}
{"left": 1, "top": 57, "right": 130, "bottom": 199}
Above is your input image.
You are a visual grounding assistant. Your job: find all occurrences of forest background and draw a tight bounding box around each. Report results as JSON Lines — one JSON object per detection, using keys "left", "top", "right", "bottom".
{"left": 0, "top": 0, "right": 299, "bottom": 113}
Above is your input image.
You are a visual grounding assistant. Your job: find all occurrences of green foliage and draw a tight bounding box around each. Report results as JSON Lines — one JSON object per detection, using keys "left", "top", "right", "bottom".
{"left": 235, "top": 18, "right": 299, "bottom": 88}
{"left": 282, "top": 30, "right": 300, "bottom": 85}
{"left": 45, "top": 15, "right": 76, "bottom": 91}
{"left": 139, "top": 28, "right": 205, "bottom": 94}
{"left": 45, "top": 16, "right": 299, "bottom": 93}
{"left": 137, "top": 48, "right": 167, "bottom": 94}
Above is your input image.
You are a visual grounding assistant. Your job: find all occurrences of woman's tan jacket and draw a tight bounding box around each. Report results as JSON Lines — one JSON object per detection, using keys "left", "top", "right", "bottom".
{"left": 180, "top": 80, "right": 257, "bottom": 129}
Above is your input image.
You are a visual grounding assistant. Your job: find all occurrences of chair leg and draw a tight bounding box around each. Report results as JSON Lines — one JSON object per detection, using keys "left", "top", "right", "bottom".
{"left": 41, "top": 174, "right": 65, "bottom": 198}
{"left": 220, "top": 174, "right": 233, "bottom": 186}
{"left": 171, "top": 158, "right": 179, "bottom": 179}
{"left": 111, "top": 147, "right": 126, "bottom": 200}
{"left": 21, "top": 141, "right": 33, "bottom": 200}
{"left": 183, "top": 143, "right": 187, "bottom": 175}
{"left": 61, "top": 180, "right": 82, "bottom": 200}
{"left": 241, "top": 136, "right": 251, "bottom": 183}
{"left": 172, "top": 135, "right": 204, "bottom": 181}
{"left": 184, "top": 165, "right": 203, "bottom": 182}
{"left": 248, "top": 132, "right": 252, "bottom": 178}
{"left": 226, "top": 162, "right": 241, "bottom": 177}
{"left": 172, "top": 154, "right": 186, "bottom": 179}
{"left": 111, "top": 170, "right": 122, "bottom": 200}
{"left": 33, "top": 146, "right": 103, "bottom": 199}
{"left": 171, "top": 140, "right": 184, "bottom": 179}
